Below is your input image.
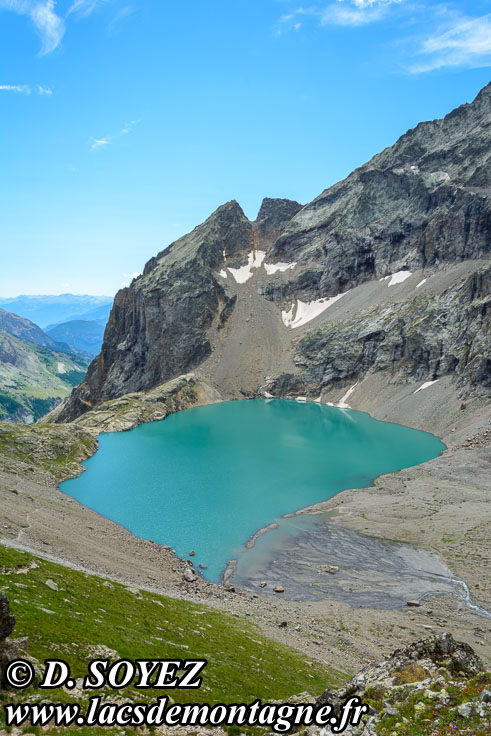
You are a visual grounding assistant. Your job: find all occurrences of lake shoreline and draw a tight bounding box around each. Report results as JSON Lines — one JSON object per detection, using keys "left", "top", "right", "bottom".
{"left": 1, "top": 382, "right": 489, "bottom": 674}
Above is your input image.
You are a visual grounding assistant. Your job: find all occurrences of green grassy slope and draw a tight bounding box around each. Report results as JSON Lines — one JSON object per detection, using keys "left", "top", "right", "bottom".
{"left": 0, "top": 545, "right": 342, "bottom": 734}
{"left": 0, "top": 331, "right": 89, "bottom": 423}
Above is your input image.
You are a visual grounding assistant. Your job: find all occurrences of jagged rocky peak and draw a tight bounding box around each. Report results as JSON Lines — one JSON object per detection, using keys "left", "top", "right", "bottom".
{"left": 255, "top": 197, "right": 303, "bottom": 232}
{"left": 56, "top": 84, "right": 490, "bottom": 422}
{"left": 143, "top": 199, "right": 253, "bottom": 278}
{"left": 270, "top": 84, "right": 490, "bottom": 289}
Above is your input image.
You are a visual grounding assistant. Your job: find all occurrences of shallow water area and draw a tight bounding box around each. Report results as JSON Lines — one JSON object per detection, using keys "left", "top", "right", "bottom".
{"left": 61, "top": 399, "right": 445, "bottom": 582}
{"left": 231, "top": 513, "right": 462, "bottom": 607}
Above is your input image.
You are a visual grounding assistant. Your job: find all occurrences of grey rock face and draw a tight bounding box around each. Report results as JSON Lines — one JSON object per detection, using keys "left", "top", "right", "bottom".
{"left": 265, "top": 84, "right": 490, "bottom": 302}
{"left": 0, "top": 594, "right": 15, "bottom": 641}
{"left": 59, "top": 201, "right": 253, "bottom": 418}
{"left": 266, "top": 265, "right": 490, "bottom": 398}
{"left": 0, "top": 594, "right": 17, "bottom": 690}
{"left": 59, "top": 85, "right": 490, "bottom": 421}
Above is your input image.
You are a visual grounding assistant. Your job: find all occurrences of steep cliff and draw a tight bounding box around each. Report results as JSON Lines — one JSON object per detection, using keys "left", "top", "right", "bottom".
{"left": 57, "top": 84, "right": 490, "bottom": 422}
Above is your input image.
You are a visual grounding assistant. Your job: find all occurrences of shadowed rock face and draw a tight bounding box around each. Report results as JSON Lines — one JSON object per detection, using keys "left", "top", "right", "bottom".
{"left": 0, "top": 594, "right": 15, "bottom": 641}
{"left": 58, "top": 85, "right": 490, "bottom": 422}
{"left": 0, "top": 593, "right": 17, "bottom": 690}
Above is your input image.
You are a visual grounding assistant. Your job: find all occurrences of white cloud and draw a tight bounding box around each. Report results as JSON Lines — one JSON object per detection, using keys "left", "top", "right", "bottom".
{"left": 31, "top": 0, "right": 64, "bottom": 53}
{"left": 66, "top": 0, "right": 104, "bottom": 19}
{"left": 120, "top": 119, "right": 139, "bottom": 134}
{"left": 321, "top": 0, "right": 404, "bottom": 26}
{"left": 108, "top": 3, "right": 133, "bottom": 34}
{"left": 0, "top": 84, "right": 31, "bottom": 93}
{"left": 277, "top": 0, "right": 405, "bottom": 32}
{"left": 91, "top": 137, "right": 113, "bottom": 149}
{"left": 347, "top": 0, "right": 402, "bottom": 7}
{"left": 0, "top": 82, "right": 53, "bottom": 94}
{"left": 0, "top": 0, "right": 108, "bottom": 54}
{"left": 408, "top": 14, "right": 491, "bottom": 73}
{"left": 0, "top": 0, "right": 65, "bottom": 54}
{"left": 90, "top": 120, "right": 139, "bottom": 150}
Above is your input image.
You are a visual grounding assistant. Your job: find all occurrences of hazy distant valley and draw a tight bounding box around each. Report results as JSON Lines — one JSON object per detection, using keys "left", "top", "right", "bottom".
{"left": 0, "top": 296, "right": 113, "bottom": 423}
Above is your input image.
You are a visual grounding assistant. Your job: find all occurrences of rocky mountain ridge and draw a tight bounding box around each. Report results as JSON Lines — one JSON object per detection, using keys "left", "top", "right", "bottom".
{"left": 56, "top": 84, "right": 490, "bottom": 423}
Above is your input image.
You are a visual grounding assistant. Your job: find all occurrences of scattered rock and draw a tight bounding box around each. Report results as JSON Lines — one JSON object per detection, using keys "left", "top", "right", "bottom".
{"left": 274, "top": 585, "right": 285, "bottom": 593}
{"left": 318, "top": 564, "right": 339, "bottom": 574}
{"left": 189, "top": 551, "right": 195, "bottom": 557}
{"left": 406, "top": 600, "right": 421, "bottom": 607}
{"left": 183, "top": 567, "right": 197, "bottom": 583}
{"left": 44, "top": 579, "right": 59, "bottom": 591}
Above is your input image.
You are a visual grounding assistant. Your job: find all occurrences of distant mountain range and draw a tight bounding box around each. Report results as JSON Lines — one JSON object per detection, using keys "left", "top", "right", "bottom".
{"left": 46, "top": 320, "right": 106, "bottom": 357}
{"left": 0, "top": 294, "right": 113, "bottom": 330}
{"left": 0, "top": 309, "right": 93, "bottom": 423}
{"left": 0, "top": 294, "right": 113, "bottom": 358}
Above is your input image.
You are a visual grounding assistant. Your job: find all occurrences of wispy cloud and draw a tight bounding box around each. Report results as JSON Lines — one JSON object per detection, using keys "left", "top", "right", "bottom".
{"left": 321, "top": 0, "right": 404, "bottom": 27}
{"left": 408, "top": 13, "right": 491, "bottom": 73}
{"left": 66, "top": 0, "right": 105, "bottom": 19}
{"left": 108, "top": 4, "right": 133, "bottom": 35}
{"left": 0, "top": 82, "right": 53, "bottom": 94}
{"left": 276, "top": 2, "right": 491, "bottom": 73}
{"left": 0, "top": 0, "right": 107, "bottom": 54}
{"left": 90, "top": 120, "right": 140, "bottom": 150}
{"left": 277, "top": 7, "right": 316, "bottom": 35}
{"left": 277, "top": 0, "right": 405, "bottom": 33}
{"left": 0, "top": 0, "right": 65, "bottom": 54}
{"left": 0, "top": 84, "right": 31, "bottom": 93}
{"left": 91, "top": 137, "right": 112, "bottom": 149}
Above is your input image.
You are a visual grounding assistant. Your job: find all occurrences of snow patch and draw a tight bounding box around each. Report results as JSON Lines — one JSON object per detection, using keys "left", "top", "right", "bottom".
{"left": 416, "top": 278, "right": 427, "bottom": 288}
{"left": 414, "top": 380, "right": 439, "bottom": 394}
{"left": 227, "top": 250, "right": 266, "bottom": 284}
{"left": 264, "top": 261, "right": 296, "bottom": 275}
{"left": 380, "top": 271, "right": 412, "bottom": 287}
{"left": 218, "top": 270, "right": 227, "bottom": 278}
{"left": 282, "top": 291, "right": 348, "bottom": 329}
{"left": 281, "top": 303, "right": 295, "bottom": 328}
{"left": 57, "top": 362, "right": 66, "bottom": 374}
{"left": 338, "top": 382, "right": 358, "bottom": 409}
{"left": 295, "top": 397, "right": 307, "bottom": 402}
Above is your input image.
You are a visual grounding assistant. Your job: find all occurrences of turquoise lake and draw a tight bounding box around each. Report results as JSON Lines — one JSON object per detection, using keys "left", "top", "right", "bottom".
{"left": 61, "top": 399, "right": 445, "bottom": 582}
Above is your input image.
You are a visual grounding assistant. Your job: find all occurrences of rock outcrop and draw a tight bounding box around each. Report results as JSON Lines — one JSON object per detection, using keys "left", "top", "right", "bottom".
{"left": 57, "top": 84, "right": 490, "bottom": 423}
{"left": 0, "top": 593, "right": 19, "bottom": 689}
{"left": 266, "top": 264, "right": 490, "bottom": 398}
{"left": 52, "top": 373, "right": 221, "bottom": 433}
{"left": 311, "top": 633, "right": 489, "bottom": 735}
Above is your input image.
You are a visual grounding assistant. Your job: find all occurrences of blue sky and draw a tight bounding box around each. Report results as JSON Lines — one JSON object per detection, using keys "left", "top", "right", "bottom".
{"left": 0, "top": 0, "right": 489, "bottom": 297}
